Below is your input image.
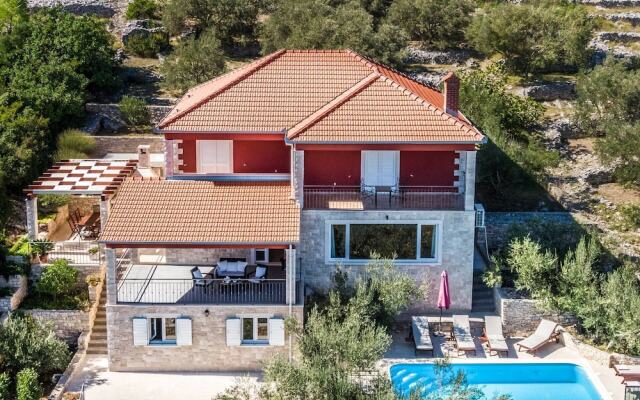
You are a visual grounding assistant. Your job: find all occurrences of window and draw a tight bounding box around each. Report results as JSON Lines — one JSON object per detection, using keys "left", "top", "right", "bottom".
{"left": 254, "top": 249, "right": 269, "bottom": 263}
{"left": 149, "top": 318, "right": 177, "bottom": 344}
{"left": 327, "top": 221, "right": 440, "bottom": 263}
{"left": 241, "top": 317, "right": 269, "bottom": 344}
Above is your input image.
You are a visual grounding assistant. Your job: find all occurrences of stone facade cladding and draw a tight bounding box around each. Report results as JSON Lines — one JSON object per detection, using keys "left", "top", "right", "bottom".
{"left": 107, "top": 304, "right": 303, "bottom": 372}
{"left": 26, "top": 309, "right": 89, "bottom": 344}
{"left": 299, "top": 209, "right": 475, "bottom": 313}
{"left": 135, "top": 247, "right": 252, "bottom": 265}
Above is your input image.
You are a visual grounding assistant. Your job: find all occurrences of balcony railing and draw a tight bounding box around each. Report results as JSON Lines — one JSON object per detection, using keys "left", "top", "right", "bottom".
{"left": 117, "top": 278, "right": 292, "bottom": 305}
{"left": 303, "top": 185, "right": 464, "bottom": 210}
{"left": 46, "top": 240, "right": 100, "bottom": 266}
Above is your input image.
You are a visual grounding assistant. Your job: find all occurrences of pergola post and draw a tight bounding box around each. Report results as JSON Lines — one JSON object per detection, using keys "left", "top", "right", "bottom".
{"left": 25, "top": 194, "right": 38, "bottom": 240}
{"left": 105, "top": 247, "right": 117, "bottom": 305}
{"left": 100, "top": 195, "right": 111, "bottom": 228}
{"left": 464, "top": 151, "right": 477, "bottom": 211}
{"left": 285, "top": 246, "right": 297, "bottom": 306}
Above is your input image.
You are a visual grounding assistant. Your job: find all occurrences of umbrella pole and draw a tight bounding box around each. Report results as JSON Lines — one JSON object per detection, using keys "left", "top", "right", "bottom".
{"left": 437, "top": 307, "right": 443, "bottom": 336}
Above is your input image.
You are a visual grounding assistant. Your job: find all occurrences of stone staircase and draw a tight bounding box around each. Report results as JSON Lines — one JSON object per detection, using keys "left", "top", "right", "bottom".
{"left": 471, "top": 270, "right": 496, "bottom": 313}
{"left": 86, "top": 287, "right": 108, "bottom": 355}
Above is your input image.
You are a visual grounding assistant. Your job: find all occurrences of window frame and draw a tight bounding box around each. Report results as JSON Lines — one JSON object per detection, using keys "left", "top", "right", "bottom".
{"left": 148, "top": 317, "right": 177, "bottom": 345}
{"left": 253, "top": 248, "right": 269, "bottom": 263}
{"left": 239, "top": 315, "right": 270, "bottom": 345}
{"left": 324, "top": 220, "right": 442, "bottom": 264}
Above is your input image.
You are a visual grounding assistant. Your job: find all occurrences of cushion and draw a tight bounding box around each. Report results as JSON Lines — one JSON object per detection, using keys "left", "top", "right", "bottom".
{"left": 192, "top": 269, "right": 203, "bottom": 279}
{"left": 218, "top": 260, "right": 228, "bottom": 271}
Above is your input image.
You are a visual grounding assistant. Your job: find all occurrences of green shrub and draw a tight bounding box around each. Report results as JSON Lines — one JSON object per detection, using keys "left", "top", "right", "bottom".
{"left": 29, "top": 239, "right": 54, "bottom": 260}
{"left": 466, "top": 2, "right": 594, "bottom": 74}
{"left": 38, "top": 194, "right": 71, "bottom": 215}
{"left": 36, "top": 259, "right": 78, "bottom": 300}
{"left": 16, "top": 368, "right": 41, "bottom": 400}
{"left": 601, "top": 263, "right": 640, "bottom": 354}
{"left": 54, "top": 129, "right": 96, "bottom": 161}
{"left": 125, "top": 30, "right": 168, "bottom": 58}
{"left": 386, "top": 0, "right": 474, "bottom": 49}
{"left": 0, "top": 371, "right": 10, "bottom": 400}
{"left": 507, "top": 236, "right": 558, "bottom": 302}
{"left": 119, "top": 96, "right": 150, "bottom": 128}
{"left": 125, "top": 0, "right": 158, "bottom": 20}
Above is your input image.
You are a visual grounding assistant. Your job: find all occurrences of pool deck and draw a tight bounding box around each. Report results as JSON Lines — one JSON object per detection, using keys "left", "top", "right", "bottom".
{"left": 382, "top": 327, "right": 626, "bottom": 400}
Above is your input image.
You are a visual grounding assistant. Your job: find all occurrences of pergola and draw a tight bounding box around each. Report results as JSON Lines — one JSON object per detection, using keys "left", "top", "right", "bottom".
{"left": 23, "top": 159, "right": 138, "bottom": 240}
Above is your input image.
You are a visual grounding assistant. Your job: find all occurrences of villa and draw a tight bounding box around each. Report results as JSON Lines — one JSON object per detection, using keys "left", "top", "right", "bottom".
{"left": 23, "top": 49, "right": 485, "bottom": 372}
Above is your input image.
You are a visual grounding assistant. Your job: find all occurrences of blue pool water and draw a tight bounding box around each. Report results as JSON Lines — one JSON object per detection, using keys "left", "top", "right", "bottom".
{"left": 390, "top": 363, "right": 602, "bottom": 400}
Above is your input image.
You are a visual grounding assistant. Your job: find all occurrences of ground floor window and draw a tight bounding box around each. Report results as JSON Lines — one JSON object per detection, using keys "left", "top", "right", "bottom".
{"left": 149, "top": 317, "right": 177, "bottom": 344}
{"left": 327, "top": 221, "right": 439, "bottom": 263}
{"left": 242, "top": 317, "right": 269, "bottom": 344}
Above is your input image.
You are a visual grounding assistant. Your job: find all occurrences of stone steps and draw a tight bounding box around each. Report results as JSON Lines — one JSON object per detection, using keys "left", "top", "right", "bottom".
{"left": 472, "top": 270, "right": 495, "bottom": 313}
{"left": 86, "top": 284, "right": 108, "bottom": 355}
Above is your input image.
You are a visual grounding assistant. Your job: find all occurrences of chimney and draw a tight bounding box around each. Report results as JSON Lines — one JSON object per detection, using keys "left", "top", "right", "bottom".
{"left": 442, "top": 72, "right": 460, "bottom": 116}
{"left": 137, "top": 145, "right": 150, "bottom": 168}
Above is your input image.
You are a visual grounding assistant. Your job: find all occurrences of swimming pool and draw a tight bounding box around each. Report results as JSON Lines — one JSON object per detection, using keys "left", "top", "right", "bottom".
{"left": 390, "top": 362, "right": 604, "bottom": 400}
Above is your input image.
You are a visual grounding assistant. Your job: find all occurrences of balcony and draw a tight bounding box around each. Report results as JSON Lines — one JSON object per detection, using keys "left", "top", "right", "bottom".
{"left": 303, "top": 185, "right": 464, "bottom": 211}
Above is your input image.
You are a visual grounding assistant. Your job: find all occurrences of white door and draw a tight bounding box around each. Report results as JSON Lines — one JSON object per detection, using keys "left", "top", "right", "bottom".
{"left": 197, "top": 140, "right": 232, "bottom": 173}
{"left": 362, "top": 151, "right": 399, "bottom": 186}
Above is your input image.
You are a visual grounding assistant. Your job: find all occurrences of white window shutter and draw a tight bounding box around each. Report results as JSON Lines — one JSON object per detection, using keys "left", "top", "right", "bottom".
{"left": 132, "top": 317, "right": 148, "bottom": 346}
{"left": 226, "top": 318, "right": 241, "bottom": 346}
{"left": 176, "top": 317, "right": 192, "bottom": 346}
{"left": 268, "top": 318, "right": 285, "bottom": 346}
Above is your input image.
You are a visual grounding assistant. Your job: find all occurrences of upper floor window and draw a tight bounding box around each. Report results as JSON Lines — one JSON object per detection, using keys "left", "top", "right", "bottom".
{"left": 327, "top": 221, "right": 440, "bottom": 263}
{"left": 197, "top": 140, "right": 232, "bottom": 173}
{"left": 362, "top": 151, "right": 399, "bottom": 187}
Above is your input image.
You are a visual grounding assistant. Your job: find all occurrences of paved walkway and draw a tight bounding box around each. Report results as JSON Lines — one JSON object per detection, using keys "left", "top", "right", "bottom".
{"left": 384, "top": 328, "right": 626, "bottom": 400}
{"left": 65, "top": 355, "right": 261, "bottom": 400}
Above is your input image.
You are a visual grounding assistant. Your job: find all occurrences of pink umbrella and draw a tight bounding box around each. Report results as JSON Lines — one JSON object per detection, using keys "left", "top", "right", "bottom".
{"left": 436, "top": 270, "right": 451, "bottom": 336}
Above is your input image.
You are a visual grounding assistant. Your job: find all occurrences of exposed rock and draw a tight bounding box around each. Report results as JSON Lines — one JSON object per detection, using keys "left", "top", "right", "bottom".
{"left": 543, "top": 125, "right": 564, "bottom": 150}
{"left": 521, "top": 81, "right": 576, "bottom": 102}
{"left": 596, "top": 31, "right": 640, "bottom": 43}
{"left": 121, "top": 19, "right": 167, "bottom": 45}
{"left": 580, "top": 0, "right": 640, "bottom": 7}
{"left": 114, "top": 48, "right": 127, "bottom": 64}
{"left": 404, "top": 47, "right": 478, "bottom": 65}
{"left": 548, "top": 118, "right": 583, "bottom": 140}
{"left": 589, "top": 36, "right": 640, "bottom": 65}
{"left": 599, "top": 12, "right": 640, "bottom": 26}
{"left": 407, "top": 72, "right": 446, "bottom": 88}
{"left": 27, "top": 0, "right": 116, "bottom": 17}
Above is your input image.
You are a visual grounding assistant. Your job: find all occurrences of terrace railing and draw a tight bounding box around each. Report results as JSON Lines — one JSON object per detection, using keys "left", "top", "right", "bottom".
{"left": 303, "top": 185, "right": 464, "bottom": 211}
{"left": 117, "top": 278, "right": 292, "bottom": 305}
{"left": 47, "top": 240, "right": 100, "bottom": 266}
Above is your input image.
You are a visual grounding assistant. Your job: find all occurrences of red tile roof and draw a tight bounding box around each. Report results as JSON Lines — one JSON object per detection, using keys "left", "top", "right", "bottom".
{"left": 157, "top": 49, "right": 483, "bottom": 144}
{"left": 100, "top": 178, "right": 300, "bottom": 245}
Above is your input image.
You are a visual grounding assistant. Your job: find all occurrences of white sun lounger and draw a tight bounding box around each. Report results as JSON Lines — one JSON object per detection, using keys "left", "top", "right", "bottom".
{"left": 411, "top": 316, "right": 434, "bottom": 356}
{"left": 453, "top": 315, "right": 476, "bottom": 356}
{"left": 516, "top": 319, "right": 561, "bottom": 355}
{"left": 483, "top": 315, "right": 509, "bottom": 356}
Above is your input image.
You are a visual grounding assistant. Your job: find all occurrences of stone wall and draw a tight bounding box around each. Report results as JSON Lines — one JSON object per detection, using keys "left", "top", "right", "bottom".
{"left": 134, "top": 248, "right": 252, "bottom": 265}
{"left": 85, "top": 103, "right": 172, "bottom": 128}
{"left": 92, "top": 136, "right": 164, "bottom": 157}
{"left": 299, "top": 209, "right": 476, "bottom": 313}
{"left": 69, "top": 197, "right": 98, "bottom": 217}
{"left": 30, "top": 263, "right": 101, "bottom": 283}
{"left": 484, "top": 212, "right": 576, "bottom": 250}
{"left": 494, "top": 288, "right": 577, "bottom": 337}
{"left": 0, "top": 274, "right": 24, "bottom": 289}
{"left": 107, "top": 304, "right": 303, "bottom": 372}
{"left": 26, "top": 309, "right": 89, "bottom": 344}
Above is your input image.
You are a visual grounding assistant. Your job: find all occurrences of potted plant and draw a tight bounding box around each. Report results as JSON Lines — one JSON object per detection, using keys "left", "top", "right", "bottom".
{"left": 88, "top": 246, "right": 100, "bottom": 260}
{"left": 29, "top": 239, "right": 54, "bottom": 263}
{"left": 86, "top": 273, "right": 101, "bottom": 302}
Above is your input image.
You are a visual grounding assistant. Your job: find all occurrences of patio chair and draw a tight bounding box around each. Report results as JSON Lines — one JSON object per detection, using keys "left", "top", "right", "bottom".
{"left": 248, "top": 265, "right": 267, "bottom": 284}
{"left": 452, "top": 315, "right": 476, "bottom": 356}
{"left": 613, "top": 365, "right": 640, "bottom": 383}
{"left": 411, "top": 316, "right": 434, "bottom": 357}
{"left": 482, "top": 316, "right": 509, "bottom": 356}
{"left": 191, "top": 267, "right": 211, "bottom": 289}
{"left": 516, "top": 319, "right": 561, "bottom": 355}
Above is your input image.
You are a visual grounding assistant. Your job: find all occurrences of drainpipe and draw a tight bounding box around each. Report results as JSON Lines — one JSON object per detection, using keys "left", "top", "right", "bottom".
{"left": 288, "top": 244, "right": 294, "bottom": 362}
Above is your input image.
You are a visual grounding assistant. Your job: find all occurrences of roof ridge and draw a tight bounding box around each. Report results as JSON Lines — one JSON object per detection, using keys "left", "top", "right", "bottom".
{"left": 377, "top": 76, "right": 483, "bottom": 139}
{"left": 158, "top": 49, "right": 287, "bottom": 128}
{"left": 345, "top": 49, "right": 380, "bottom": 73}
{"left": 287, "top": 71, "right": 380, "bottom": 140}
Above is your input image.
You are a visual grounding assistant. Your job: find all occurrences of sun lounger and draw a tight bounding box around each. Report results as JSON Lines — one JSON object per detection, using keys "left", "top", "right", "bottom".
{"left": 483, "top": 315, "right": 509, "bottom": 356}
{"left": 411, "top": 316, "right": 434, "bottom": 356}
{"left": 613, "top": 365, "right": 640, "bottom": 382}
{"left": 453, "top": 315, "right": 476, "bottom": 356}
{"left": 516, "top": 319, "right": 561, "bottom": 355}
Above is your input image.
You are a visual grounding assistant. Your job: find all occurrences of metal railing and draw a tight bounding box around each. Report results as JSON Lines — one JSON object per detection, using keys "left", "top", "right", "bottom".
{"left": 117, "top": 278, "right": 291, "bottom": 305}
{"left": 303, "top": 185, "right": 464, "bottom": 210}
{"left": 46, "top": 240, "right": 100, "bottom": 266}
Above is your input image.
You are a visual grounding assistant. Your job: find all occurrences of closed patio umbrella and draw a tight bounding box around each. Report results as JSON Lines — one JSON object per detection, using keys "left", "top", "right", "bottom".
{"left": 436, "top": 270, "right": 451, "bottom": 336}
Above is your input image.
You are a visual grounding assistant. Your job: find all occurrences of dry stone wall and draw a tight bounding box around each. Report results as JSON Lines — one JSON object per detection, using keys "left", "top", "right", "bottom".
{"left": 26, "top": 309, "right": 89, "bottom": 344}
{"left": 484, "top": 212, "right": 576, "bottom": 251}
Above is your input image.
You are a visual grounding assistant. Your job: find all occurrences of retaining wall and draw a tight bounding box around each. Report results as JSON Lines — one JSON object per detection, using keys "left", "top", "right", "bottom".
{"left": 26, "top": 309, "right": 89, "bottom": 344}
{"left": 484, "top": 212, "right": 577, "bottom": 250}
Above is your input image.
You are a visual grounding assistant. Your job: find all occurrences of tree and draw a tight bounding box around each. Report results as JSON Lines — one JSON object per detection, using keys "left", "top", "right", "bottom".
{"left": 466, "top": 2, "right": 593, "bottom": 74}
{"left": 0, "top": 314, "right": 71, "bottom": 378}
{"left": 160, "top": 29, "right": 226, "bottom": 93}
{"left": 386, "top": 0, "right": 474, "bottom": 49}
{"left": 126, "top": 0, "right": 158, "bottom": 19}
{"left": 119, "top": 96, "right": 151, "bottom": 128}
{"left": 35, "top": 259, "right": 78, "bottom": 300}
{"left": 507, "top": 236, "right": 558, "bottom": 302}
{"left": 0, "top": 0, "right": 27, "bottom": 33}
{"left": 574, "top": 59, "right": 640, "bottom": 185}
{"left": 261, "top": 0, "right": 408, "bottom": 66}
{"left": 16, "top": 368, "right": 42, "bottom": 400}
{"left": 601, "top": 263, "right": 640, "bottom": 355}
{"left": 162, "top": 0, "right": 259, "bottom": 47}
{"left": 0, "top": 371, "right": 10, "bottom": 400}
